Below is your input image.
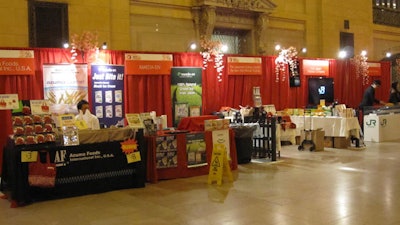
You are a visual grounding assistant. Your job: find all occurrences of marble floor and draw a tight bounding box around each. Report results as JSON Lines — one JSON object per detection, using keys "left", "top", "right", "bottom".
{"left": 1, "top": 140, "right": 400, "bottom": 225}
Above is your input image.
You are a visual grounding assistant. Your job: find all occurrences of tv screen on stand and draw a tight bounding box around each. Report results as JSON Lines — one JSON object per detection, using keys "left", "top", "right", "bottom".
{"left": 308, "top": 77, "right": 334, "bottom": 106}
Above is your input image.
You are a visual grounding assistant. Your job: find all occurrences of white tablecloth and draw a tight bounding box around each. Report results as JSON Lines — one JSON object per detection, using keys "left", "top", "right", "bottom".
{"left": 290, "top": 116, "right": 361, "bottom": 138}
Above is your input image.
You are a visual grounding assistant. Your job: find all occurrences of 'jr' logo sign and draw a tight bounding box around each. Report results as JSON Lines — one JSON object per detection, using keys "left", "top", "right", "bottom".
{"left": 366, "top": 119, "right": 377, "bottom": 127}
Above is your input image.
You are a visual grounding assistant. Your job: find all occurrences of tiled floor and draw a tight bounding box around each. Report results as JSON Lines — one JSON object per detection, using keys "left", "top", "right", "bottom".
{"left": 1, "top": 140, "right": 400, "bottom": 225}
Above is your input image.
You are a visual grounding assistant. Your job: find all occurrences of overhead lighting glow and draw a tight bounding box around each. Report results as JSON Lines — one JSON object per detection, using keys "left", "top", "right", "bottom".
{"left": 190, "top": 43, "right": 197, "bottom": 50}
{"left": 361, "top": 50, "right": 367, "bottom": 56}
{"left": 338, "top": 50, "right": 347, "bottom": 59}
{"left": 102, "top": 42, "right": 107, "bottom": 50}
{"left": 221, "top": 44, "right": 228, "bottom": 53}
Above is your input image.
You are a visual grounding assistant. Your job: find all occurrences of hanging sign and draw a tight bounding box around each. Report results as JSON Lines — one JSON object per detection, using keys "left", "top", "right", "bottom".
{"left": 367, "top": 62, "right": 381, "bottom": 76}
{"left": 125, "top": 53, "right": 173, "bottom": 75}
{"left": 302, "top": 59, "right": 330, "bottom": 76}
{"left": 0, "top": 50, "right": 35, "bottom": 75}
{"left": 227, "top": 56, "right": 262, "bottom": 75}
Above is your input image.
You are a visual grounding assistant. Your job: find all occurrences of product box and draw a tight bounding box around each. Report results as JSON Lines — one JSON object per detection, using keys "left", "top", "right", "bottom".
{"left": 324, "top": 137, "right": 334, "bottom": 148}
{"left": 333, "top": 137, "right": 350, "bottom": 149}
{"left": 204, "top": 119, "right": 230, "bottom": 131}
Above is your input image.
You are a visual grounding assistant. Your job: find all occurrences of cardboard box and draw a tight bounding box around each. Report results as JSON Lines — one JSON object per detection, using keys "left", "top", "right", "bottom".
{"left": 334, "top": 137, "right": 350, "bottom": 149}
{"left": 299, "top": 129, "right": 325, "bottom": 151}
{"left": 324, "top": 137, "right": 333, "bottom": 148}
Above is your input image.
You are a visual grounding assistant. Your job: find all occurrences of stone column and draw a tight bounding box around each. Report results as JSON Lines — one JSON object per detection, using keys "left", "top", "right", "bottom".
{"left": 255, "top": 13, "right": 268, "bottom": 55}
{"left": 199, "top": 6, "right": 216, "bottom": 39}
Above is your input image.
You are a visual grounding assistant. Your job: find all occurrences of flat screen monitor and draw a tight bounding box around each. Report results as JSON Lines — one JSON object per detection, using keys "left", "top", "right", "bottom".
{"left": 308, "top": 77, "right": 334, "bottom": 105}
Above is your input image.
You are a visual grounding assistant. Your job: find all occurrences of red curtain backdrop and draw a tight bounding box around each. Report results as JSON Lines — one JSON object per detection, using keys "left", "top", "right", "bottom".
{"left": 0, "top": 48, "right": 392, "bottom": 173}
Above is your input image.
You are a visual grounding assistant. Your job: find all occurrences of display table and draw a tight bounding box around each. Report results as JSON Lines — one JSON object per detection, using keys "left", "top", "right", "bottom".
{"left": 146, "top": 129, "right": 237, "bottom": 183}
{"left": 177, "top": 115, "right": 219, "bottom": 131}
{"left": 364, "top": 113, "right": 400, "bottom": 142}
{"left": 290, "top": 116, "right": 361, "bottom": 138}
{"left": 1, "top": 128, "right": 146, "bottom": 207}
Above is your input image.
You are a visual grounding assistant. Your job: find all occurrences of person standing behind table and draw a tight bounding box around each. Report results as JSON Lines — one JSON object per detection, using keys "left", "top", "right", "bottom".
{"left": 358, "top": 79, "right": 386, "bottom": 111}
{"left": 75, "top": 100, "right": 100, "bottom": 130}
{"left": 388, "top": 81, "right": 400, "bottom": 105}
{"left": 358, "top": 80, "right": 386, "bottom": 130}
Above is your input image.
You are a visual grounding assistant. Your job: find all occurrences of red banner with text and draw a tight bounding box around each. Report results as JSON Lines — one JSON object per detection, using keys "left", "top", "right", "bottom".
{"left": 125, "top": 53, "right": 173, "bottom": 75}
{"left": 0, "top": 50, "right": 35, "bottom": 75}
{"left": 227, "top": 56, "right": 262, "bottom": 75}
{"left": 302, "top": 59, "right": 330, "bottom": 76}
{"left": 367, "top": 62, "right": 381, "bottom": 76}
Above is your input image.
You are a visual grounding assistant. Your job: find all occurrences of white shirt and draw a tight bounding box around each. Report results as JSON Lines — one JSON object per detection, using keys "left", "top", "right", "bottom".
{"left": 75, "top": 110, "right": 100, "bottom": 130}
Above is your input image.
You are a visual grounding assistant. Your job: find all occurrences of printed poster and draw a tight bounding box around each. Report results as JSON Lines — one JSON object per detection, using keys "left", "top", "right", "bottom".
{"left": 156, "top": 135, "right": 178, "bottom": 169}
{"left": 0, "top": 94, "right": 19, "bottom": 110}
{"left": 186, "top": 132, "right": 207, "bottom": 168}
{"left": 171, "top": 67, "right": 202, "bottom": 126}
{"left": 43, "top": 64, "right": 88, "bottom": 114}
{"left": 91, "top": 65, "right": 125, "bottom": 127}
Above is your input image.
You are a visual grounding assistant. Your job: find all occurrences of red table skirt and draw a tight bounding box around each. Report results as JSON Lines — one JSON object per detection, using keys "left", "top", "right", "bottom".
{"left": 146, "top": 129, "right": 237, "bottom": 183}
{"left": 177, "top": 115, "right": 219, "bottom": 131}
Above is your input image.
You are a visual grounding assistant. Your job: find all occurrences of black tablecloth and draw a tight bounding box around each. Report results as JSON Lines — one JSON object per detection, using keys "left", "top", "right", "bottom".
{"left": 1, "top": 129, "right": 146, "bottom": 206}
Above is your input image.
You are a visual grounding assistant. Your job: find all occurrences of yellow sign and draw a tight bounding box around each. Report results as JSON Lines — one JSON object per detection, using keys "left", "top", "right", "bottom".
{"left": 21, "top": 151, "right": 38, "bottom": 162}
{"left": 58, "top": 114, "right": 76, "bottom": 127}
{"left": 75, "top": 119, "right": 88, "bottom": 130}
{"left": 208, "top": 143, "right": 233, "bottom": 185}
{"left": 126, "top": 152, "right": 141, "bottom": 163}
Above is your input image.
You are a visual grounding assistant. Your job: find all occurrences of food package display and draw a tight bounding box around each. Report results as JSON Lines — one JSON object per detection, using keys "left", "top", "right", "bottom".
{"left": 62, "top": 126, "right": 79, "bottom": 146}
{"left": 12, "top": 110, "right": 57, "bottom": 146}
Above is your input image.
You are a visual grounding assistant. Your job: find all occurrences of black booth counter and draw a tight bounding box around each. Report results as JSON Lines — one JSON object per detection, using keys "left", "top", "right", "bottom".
{"left": 1, "top": 127, "right": 146, "bottom": 207}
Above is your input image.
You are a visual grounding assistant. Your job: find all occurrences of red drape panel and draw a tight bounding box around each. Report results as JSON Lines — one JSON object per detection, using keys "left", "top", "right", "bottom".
{"left": 334, "top": 60, "right": 391, "bottom": 108}
{"left": 124, "top": 75, "right": 172, "bottom": 125}
{"left": 260, "top": 56, "right": 297, "bottom": 110}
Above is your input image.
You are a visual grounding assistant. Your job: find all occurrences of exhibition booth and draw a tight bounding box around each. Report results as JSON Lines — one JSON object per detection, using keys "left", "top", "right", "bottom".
{"left": 0, "top": 47, "right": 393, "bottom": 206}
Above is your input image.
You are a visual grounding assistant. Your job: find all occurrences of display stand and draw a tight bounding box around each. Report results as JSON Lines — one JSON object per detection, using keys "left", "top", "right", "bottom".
{"left": 145, "top": 129, "right": 237, "bottom": 183}
{"left": 0, "top": 128, "right": 146, "bottom": 207}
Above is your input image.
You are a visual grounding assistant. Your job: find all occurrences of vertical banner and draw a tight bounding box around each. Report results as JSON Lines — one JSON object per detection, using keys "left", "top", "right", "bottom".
{"left": 170, "top": 67, "right": 202, "bottom": 127}
{"left": 91, "top": 65, "right": 125, "bottom": 127}
{"left": 43, "top": 64, "right": 88, "bottom": 114}
{"left": 186, "top": 132, "right": 207, "bottom": 168}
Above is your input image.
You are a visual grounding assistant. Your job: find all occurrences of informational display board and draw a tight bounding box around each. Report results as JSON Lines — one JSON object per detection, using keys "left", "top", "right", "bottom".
{"left": 91, "top": 65, "right": 125, "bottom": 127}
{"left": 43, "top": 64, "right": 88, "bottom": 114}
{"left": 186, "top": 132, "right": 207, "bottom": 168}
{"left": 170, "top": 67, "right": 202, "bottom": 127}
